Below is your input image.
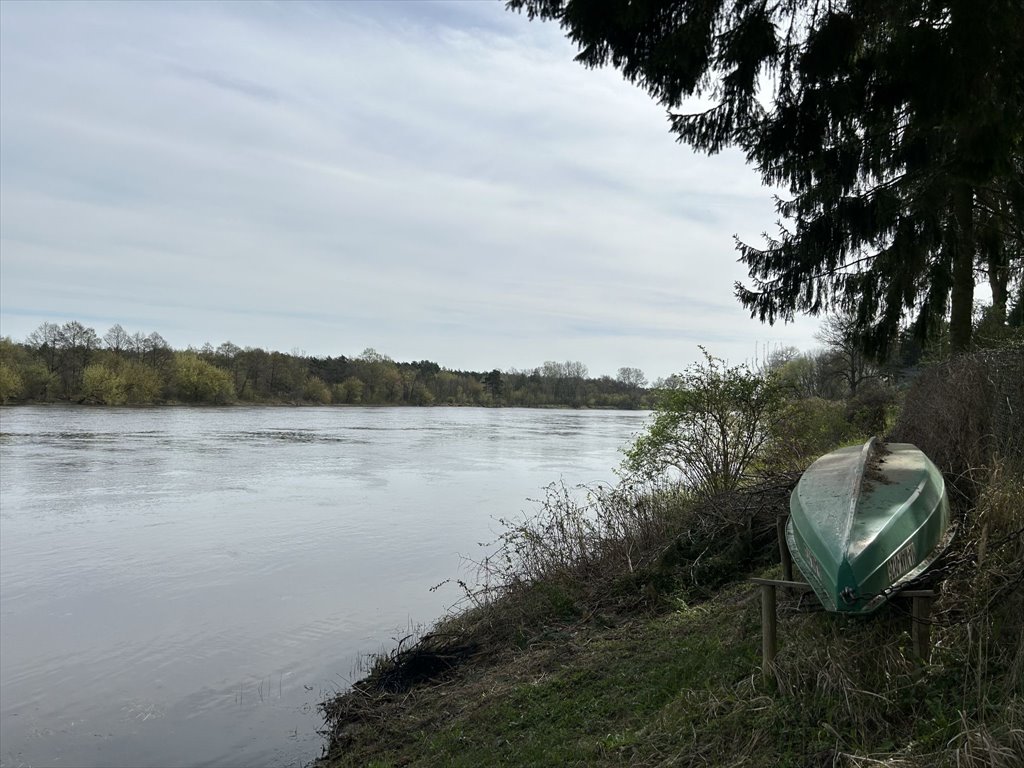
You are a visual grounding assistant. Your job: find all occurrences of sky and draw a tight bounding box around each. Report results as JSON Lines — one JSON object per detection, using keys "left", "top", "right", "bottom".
{"left": 0, "top": 0, "right": 824, "bottom": 381}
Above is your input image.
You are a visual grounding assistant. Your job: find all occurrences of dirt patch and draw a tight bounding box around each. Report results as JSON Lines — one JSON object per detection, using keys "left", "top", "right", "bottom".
{"left": 862, "top": 439, "right": 893, "bottom": 492}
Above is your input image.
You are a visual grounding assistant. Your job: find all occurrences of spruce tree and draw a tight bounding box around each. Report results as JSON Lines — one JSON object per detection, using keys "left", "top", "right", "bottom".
{"left": 509, "top": 0, "right": 1024, "bottom": 356}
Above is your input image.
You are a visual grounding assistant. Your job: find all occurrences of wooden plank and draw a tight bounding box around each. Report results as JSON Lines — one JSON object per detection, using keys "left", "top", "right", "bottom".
{"left": 777, "top": 516, "right": 794, "bottom": 582}
{"left": 750, "top": 577, "right": 815, "bottom": 591}
{"left": 749, "top": 577, "right": 935, "bottom": 599}
{"left": 900, "top": 590, "right": 938, "bottom": 598}
{"left": 761, "top": 583, "right": 777, "bottom": 680}
{"left": 911, "top": 595, "right": 933, "bottom": 662}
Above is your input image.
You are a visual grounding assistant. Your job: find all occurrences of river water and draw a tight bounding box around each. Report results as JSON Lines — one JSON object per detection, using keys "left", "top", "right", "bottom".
{"left": 0, "top": 406, "right": 648, "bottom": 768}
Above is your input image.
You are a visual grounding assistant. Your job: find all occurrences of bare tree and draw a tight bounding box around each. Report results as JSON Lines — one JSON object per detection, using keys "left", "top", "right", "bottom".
{"left": 103, "top": 324, "right": 131, "bottom": 356}
{"left": 816, "top": 314, "right": 878, "bottom": 396}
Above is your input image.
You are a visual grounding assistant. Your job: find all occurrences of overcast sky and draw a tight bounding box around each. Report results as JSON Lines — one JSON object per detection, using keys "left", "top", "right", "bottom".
{"left": 0, "top": 0, "right": 822, "bottom": 381}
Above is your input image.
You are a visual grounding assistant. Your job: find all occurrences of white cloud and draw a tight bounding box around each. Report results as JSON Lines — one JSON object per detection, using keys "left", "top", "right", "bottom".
{"left": 0, "top": 0, "right": 820, "bottom": 380}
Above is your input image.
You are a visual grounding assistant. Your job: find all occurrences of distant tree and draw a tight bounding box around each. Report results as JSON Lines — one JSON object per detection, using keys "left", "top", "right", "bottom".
{"left": 483, "top": 369, "right": 505, "bottom": 401}
{"left": 49, "top": 321, "right": 100, "bottom": 398}
{"left": 4, "top": 334, "right": 57, "bottom": 401}
{"left": 120, "top": 360, "right": 163, "bottom": 403}
{"left": 335, "top": 376, "right": 365, "bottom": 404}
{"left": 81, "top": 364, "right": 126, "bottom": 405}
{"left": 616, "top": 366, "right": 647, "bottom": 408}
{"left": 815, "top": 313, "right": 878, "bottom": 395}
{"left": 103, "top": 324, "right": 131, "bottom": 356}
{"left": 303, "top": 376, "right": 332, "bottom": 404}
{"left": 0, "top": 357, "right": 23, "bottom": 403}
{"left": 358, "top": 348, "right": 392, "bottom": 364}
{"left": 25, "top": 322, "right": 63, "bottom": 375}
{"left": 173, "top": 353, "right": 235, "bottom": 404}
{"left": 0, "top": 339, "right": 24, "bottom": 405}
{"left": 509, "top": 0, "right": 1024, "bottom": 356}
{"left": 217, "top": 341, "right": 242, "bottom": 359}
{"left": 616, "top": 367, "right": 647, "bottom": 389}
{"left": 128, "top": 331, "right": 147, "bottom": 358}
{"left": 142, "top": 332, "right": 174, "bottom": 375}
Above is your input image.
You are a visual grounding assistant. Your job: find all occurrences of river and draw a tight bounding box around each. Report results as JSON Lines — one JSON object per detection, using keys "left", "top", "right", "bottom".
{"left": 0, "top": 406, "right": 648, "bottom": 768}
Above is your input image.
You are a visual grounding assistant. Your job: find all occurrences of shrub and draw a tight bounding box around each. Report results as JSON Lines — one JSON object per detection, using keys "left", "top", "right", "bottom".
{"left": 120, "top": 360, "right": 163, "bottom": 403}
{"left": 81, "top": 363, "right": 126, "bottom": 405}
{"left": 891, "top": 345, "right": 1023, "bottom": 498}
{"left": 461, "top": 477, "right": 690, "bottom": 630}
{"left": 624, "top": 348, "right": 783, "bottom": 497}
{"left": 173, "top": 353, "right": 235, "bottom": 404}
{"left": 303, "top": 376, "right": 332, "bottom": 404}
{"left": 760, "top": 397, "right": 859, "bottom": 473}
{"left": 0, "top": 362, "right": 24, "bottom": 403}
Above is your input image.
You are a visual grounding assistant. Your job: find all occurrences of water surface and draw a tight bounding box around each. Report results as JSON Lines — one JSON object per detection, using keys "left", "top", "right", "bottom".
{"left": 0, "top": 406, "right": 647, "bottom": 767}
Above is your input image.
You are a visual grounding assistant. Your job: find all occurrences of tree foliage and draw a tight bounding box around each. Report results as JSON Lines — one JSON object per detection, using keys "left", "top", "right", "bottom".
{"left": 1, "top": 322, "right": 656, "bottom": 408}
{"left": 508, "top": 0, "right": 1024, "bottom": 357}
{"left": 173, "top": 353, "right": 236, "bottom": 404}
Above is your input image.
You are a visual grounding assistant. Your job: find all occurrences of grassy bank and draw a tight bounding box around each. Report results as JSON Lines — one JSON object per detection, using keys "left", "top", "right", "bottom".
{"left": 319, "top": 515, "right": 1021, "bottom": 766}
{"left": 318, "top": 350, "right": 1023, "bottom": 767}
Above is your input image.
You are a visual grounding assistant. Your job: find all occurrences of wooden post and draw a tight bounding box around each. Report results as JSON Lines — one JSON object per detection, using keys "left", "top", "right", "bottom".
{"left": 911, "top": 595, "right": 933, "bottom": 662}
{"left": 777, "top": 516, "right": 793, "bottom": 582}
{"left": 761, "top": 583, "right": 777, "bottom": 679}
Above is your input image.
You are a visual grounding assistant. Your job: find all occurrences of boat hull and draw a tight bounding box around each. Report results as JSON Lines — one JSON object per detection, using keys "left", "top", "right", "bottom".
{"left": 786, "top": 439, "right": 951, "bottom": 614}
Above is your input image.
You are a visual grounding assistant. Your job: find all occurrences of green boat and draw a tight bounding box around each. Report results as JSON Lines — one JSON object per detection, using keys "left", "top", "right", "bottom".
{"left": 786, "top": 438, "right": 951, "bottom": 614}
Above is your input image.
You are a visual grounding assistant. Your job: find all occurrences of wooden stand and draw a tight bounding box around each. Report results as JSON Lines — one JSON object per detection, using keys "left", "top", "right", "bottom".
{"left": 911, "top": 594, "right": 934, "bottom": 662}
{"left": 751, "top": 577, "right": 937, "bottom": 678}
{"left": 777, "top": 516, "right": 793, "bottom": 582}
{"left": 750, "top": 578, "right": 814, "bottom": 680}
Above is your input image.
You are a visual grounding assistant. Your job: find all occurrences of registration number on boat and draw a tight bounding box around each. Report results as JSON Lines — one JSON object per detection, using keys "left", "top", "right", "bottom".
{"left": 887, "top": 541, "right": 917, "bottom": 583}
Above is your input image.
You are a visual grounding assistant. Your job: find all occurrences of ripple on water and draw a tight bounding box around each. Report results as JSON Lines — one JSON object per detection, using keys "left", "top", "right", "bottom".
{"left": 0, "top": 405, "right": 648, "bottom": 767}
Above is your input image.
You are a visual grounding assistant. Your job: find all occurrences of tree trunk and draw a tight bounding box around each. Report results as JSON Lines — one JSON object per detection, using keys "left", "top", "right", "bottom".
{"left": 983, "top": 189, "right": 1009, "bottom": 325}
{"left": 949, "top": 185, "right": 976, "bottom": 353}
{"left": 988, "top": 249, "right": 1008, "bottom": 326}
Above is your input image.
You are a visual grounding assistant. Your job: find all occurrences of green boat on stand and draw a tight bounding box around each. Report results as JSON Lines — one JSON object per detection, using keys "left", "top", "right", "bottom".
{"left": 786, "top": 438, "right": 952, "bottom": 614}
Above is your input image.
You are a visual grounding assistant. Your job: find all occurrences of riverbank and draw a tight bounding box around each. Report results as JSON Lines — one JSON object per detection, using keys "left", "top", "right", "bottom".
{"left": 317, "top": 458, "right": 1023, "bottom": 767}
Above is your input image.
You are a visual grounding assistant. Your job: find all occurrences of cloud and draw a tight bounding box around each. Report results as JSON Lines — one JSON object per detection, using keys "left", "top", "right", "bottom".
{"left": 0, "top": 0, "right": 820, "bottom": 379}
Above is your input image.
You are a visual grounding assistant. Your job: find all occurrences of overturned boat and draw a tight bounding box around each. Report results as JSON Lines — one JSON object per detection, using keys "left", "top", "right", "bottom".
{"left": 786, "top": 438, "right": 952, "bottom": 614}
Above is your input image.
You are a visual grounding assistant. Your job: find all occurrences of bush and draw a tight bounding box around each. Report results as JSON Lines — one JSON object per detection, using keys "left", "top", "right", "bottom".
{"left": 303, "top": 376, "right": 332, "bottom": 404}
{"left": 173, "top": 353, "right": 236, "bottom": 404}
{"left": 844, "top": 379, "right": 898, "bottom": 435}
{"left": 0, "top": 362, "right": 24, "bottom": 403}
{"left": 81, "top": 363, "right": 126, "bottom": 405}
{"left": 891, "top": 345, "right": 1023, "bottom": 498}
{"left": 624, "top": 348, "right": 783, "bottom": 497}
{"left": 760, "top": 397, "right": 860, "bottom": 473}
{"left": 466, "top": 478, "right": 689, "bottom": 621}
{"left": 120, "top": 360, "right": 164, "bottom": 403}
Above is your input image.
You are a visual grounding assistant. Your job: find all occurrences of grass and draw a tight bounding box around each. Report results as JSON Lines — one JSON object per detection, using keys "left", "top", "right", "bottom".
{"left": 321, "top": 554, "right": 1022, "bottom": 766}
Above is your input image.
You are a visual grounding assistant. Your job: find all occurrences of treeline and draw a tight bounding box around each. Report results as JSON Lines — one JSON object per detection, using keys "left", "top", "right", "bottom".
{"left": 0, "top": 321, "right": 654, "bottom": 409}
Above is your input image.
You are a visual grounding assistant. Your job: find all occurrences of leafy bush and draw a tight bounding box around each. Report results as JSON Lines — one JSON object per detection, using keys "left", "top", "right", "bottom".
{"left": 0, "top": 362, "right": 23, "bottom": 403}
{"left": 624, "top": 349, "right": 783, "bottom": 497}
{"left": 303, "top": 376, "right": 332, "bottom": 404}
{"left": 759, "top": 397, "right": 859, "bottom": 473}
{"left": 81, "top": 363, "right": 126, "bottom": 405}
{"left": 173, "top": 353, "right": 236, "bottom": 404}
{"left": 120, "top": 360, "right": 164, "bottom": 403}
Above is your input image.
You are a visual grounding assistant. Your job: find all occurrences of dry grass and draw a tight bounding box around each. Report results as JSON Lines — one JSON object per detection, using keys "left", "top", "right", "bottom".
{"left": 469, "top": 477, "right": 689, "bottom": 606}
{"left": 891, "top": 345, "right": 1023, "bottom": 500}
